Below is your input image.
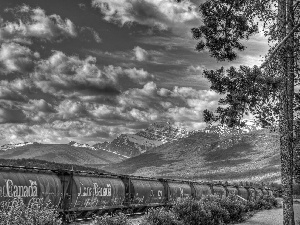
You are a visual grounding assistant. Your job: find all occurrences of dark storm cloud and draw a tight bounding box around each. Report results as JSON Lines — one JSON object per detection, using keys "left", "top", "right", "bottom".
{"left": 0, "top": 106, "right": 27, "bottom": 123}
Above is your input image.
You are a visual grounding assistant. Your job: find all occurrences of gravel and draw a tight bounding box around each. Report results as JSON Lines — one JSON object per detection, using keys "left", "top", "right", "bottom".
{"left": 236, "top": 201, "right": 300, "bottom": 225}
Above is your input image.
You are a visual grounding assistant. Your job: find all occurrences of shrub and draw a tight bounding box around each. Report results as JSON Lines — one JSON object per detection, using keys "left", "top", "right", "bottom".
{"left": 173, "top": 198, "right": 212, "bottom": 225}
{"left": 218, "top": 195, "right": 246, "bottom": 223}
{"left": 0, "top": 198, "right": 62, "bottom": 225}
{"left": 140, "top": 207, "right": 182, "bottom": 225}
{"left": 92, "top": 213, "right": 131, "bottom": 225}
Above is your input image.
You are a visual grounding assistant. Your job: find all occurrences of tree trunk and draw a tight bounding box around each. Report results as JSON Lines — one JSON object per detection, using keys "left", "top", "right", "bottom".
{"left": 279, "top": 0, "right": 295, "bottom": 224}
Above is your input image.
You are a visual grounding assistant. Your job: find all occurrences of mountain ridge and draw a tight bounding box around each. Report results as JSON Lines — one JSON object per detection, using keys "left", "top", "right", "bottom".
{"left": 103, "top": 128, "right": 280, "bottom": 183}
{"left": 93, "top": 122, "right": 190, "bottom": 157}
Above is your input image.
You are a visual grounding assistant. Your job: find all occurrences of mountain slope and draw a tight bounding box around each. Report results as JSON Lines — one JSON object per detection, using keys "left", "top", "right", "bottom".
{"left": 93, "top": 122, "right": 189, "bottom": 157}
{"left": 103, "top": 128, "right": 280, "bottom": 182}
{"left": 0, "top": 143, "right": 125, "bottom": 167}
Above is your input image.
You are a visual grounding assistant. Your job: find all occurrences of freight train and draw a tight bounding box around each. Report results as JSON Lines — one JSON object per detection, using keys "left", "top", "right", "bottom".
{"left": 0, "top": 165, "right": 277, "bottom": 222}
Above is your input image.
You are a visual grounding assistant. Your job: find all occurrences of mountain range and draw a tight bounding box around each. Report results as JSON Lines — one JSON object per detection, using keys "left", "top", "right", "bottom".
{"left": 103, "top": 123, "right": 281, "bottom": 183}
{"left": 0, "top": 121, "right": 281, "bottom": 182}
{"left": 93, "top": 122, "right": 189, "bottom": 157}
{"left": 0, "top": 142, "right": 126, "bottom": 167}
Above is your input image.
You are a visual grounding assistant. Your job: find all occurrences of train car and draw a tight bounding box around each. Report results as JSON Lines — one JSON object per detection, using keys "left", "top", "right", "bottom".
{"left": 212, "top": 183, "right": 226, "bottom": 198}
{"left": 58, "top": 171, "right": 125, "bottom": 221}
{"left": 121, "top": 176, "right": 166, "bottom": 212}
{"left": 246, "top": 186, "right": 256, "bottom": 201}
{"left": 0, "top": 166, "right": 62, "bottom": 209}
{"left": 237, "top": 186, "right": 249, "bottom": 200}
{"left": 191, "top": 182, "right": 212, "bottom": 200}
{"left": 162, "top": 179, "right": 192, "bottom": 204}
{"left": 225, "top": 185, "right": 238, "bottom": 196}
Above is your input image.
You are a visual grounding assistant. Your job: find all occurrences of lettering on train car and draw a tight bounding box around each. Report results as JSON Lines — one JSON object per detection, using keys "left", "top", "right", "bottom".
{"left": 135, "top": 196, "right": 145, "bottom": 203}
{"left": 0, "top": 179, "right": 37, "bottom": 198}
{"left": 158, "top": 190, "right": 163, "bottom": 199}
{"left": 84, "top": 197, "right": 98, "bottom": 207}
{"left": 78, "top": 183, "right": 112, "bottom": 197}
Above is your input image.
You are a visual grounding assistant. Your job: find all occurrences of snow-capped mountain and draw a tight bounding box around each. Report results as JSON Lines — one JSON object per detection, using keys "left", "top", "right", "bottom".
{"left": 0, "top": 142, "right": 36, "bottom": 151}
{"left": 203, "top": 119, "right": 262, "bottom": 136}
{"left": 69, "top": 141, "right": 130, "bottom": 158}
{"left": 93, "top": 122, "right": 189, "bottom": 157}
{"left": 68, "top": 141, "right": 97, "bottom": 150}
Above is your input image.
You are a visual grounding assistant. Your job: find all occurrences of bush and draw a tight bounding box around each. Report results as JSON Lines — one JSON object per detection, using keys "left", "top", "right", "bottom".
{"left": 252, "top": 195, "right": 279, "bottom": 210}
{"left": 173, "top": 198, "right": 212, "bottom": 225}
{"left": 0, "top": 198, "right": 62, "bottom": 225}
{"left": 218, "top": 195, "right": 246, "bottom": 223}
{"left": 140, "top": 207, "right": 182, "bottom": 225}
{"left": 92, "top": 213, "right": 131, "bottom": 225}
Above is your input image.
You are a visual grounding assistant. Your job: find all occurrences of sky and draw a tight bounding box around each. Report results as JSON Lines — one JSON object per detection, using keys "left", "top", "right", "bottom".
{"left": 0, "top": 0, "right": 270, "bottom": 145}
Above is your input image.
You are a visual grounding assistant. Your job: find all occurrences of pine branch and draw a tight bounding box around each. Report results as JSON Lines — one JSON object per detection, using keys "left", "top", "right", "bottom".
{"left": 260, "top": 22, "right": 300, "bottom": 69}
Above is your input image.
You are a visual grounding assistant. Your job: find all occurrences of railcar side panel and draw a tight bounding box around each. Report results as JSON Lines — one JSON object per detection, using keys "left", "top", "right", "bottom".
{"left": 247, "top": 187, "right": 256, "bottom": 201}
{"left": 212, "top": 185, "right": 226, "bottom": 198}
{"left": 130, "top": 179, "right": 165, "bottom": 206}
{"left": 192, "top": 184, "right": 212, "bottom": 199}
{"left": 0, "top": 170, "right": 61, "bottom": 208}
{"left": 67, "top": 175, "right": 125, "bottom": 210}
{"left": 226, "top": 186, "right": 238, "bottom": 196}
{"left": 237, "top": 187, "right": 249, "bottom": 200}
{"left": 167, "top": 182, "right": 192, "bottom": 202}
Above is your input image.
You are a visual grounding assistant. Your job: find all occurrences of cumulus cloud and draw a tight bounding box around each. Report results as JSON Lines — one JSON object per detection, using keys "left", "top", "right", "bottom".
{"left": 56, "top": 99, "right": 89, "bottom": 120}
{"left": 0, "top": 120, "right": 137, "bottom": 144}
{"left": 32, "top": 51, "right": 120, "bottom": 97}
{"left": 103, "top": 65, "right": 154, "bottom": 85}
{"left": 92, "top": 0, "right": 200, "bottom": 34}
{"left": 133, "top": 46, "right": 151, "bottom": 61}
{"left": 0, "top": 79, "right": 31, "bottom": 102}
{"left": 0, "top": 5, "right": 77, "bottom": 44}
{"left": 0, "top": 42, "right": 39, "bottom": 73}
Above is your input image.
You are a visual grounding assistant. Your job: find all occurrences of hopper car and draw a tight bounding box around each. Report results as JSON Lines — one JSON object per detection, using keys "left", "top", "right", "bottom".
{"left": 0, "top": 165, "right": 276, "bottom": 223}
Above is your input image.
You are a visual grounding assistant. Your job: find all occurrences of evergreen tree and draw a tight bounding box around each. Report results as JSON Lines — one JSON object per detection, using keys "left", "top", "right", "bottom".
{"left": 192, "top": 0, "right": 300, "bottom": 224}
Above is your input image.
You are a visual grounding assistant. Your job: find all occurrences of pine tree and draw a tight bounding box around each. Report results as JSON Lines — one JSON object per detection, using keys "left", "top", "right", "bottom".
{"left": 192, "top": 0, "right": 299, "bottom": 224}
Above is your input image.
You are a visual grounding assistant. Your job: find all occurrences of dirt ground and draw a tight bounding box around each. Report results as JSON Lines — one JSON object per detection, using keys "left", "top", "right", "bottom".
{"left": 236, "top": 202, "right": 300, "bottom": 225}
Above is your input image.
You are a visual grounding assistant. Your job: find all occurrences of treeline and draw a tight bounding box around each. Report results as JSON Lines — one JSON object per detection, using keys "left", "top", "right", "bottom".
{"left": 0, "top": 158, "right": 107, "bottom": 174}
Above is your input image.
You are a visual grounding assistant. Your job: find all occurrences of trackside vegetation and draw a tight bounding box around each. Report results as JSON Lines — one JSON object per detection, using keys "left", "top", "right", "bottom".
{"left": 140, "top": 195, "right": 279, "bottom": 225}
{"left": 0, "top": 195, "right": 279, "bottom": 225}
{"left": 0, "top": 198, "right": 62, "bottom": 225}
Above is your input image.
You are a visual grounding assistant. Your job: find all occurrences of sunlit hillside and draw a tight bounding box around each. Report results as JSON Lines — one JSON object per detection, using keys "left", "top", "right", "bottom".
{"left": 104, "top": 129, "right": 280, "bottom": 183}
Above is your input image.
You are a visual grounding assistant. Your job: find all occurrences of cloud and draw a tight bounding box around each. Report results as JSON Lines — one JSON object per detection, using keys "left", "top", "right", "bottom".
{"left": 0, "top": 106, "right": 27, "bottom": 123}
{"left": 0, "top": 5, "right": 77, "bottom": 44}
{"left": 133, "top": 46, "right": 151, "bottom": 61}
{"left": 0, "top": 42, "right": 39, "bottom": 74}
{"left": 24, "top": 99, "right": 56, "bottom": 113}
{"left": 32, "top": 51, "right": 120, "bottom": 97}
{"left": 0, "top": 120, "right": 137, "bottom": 145}
{"left": 56, "top": 99, "right": 89, "bottom": 120}
{"left": 187, "top": 65, "right": 205, "bottom": 74}
{"left": 103, "top": 65, "right": 154, "bottom": 85}
{"left": 0, "top": 79, "right": 32, "bottom": 102}
{"left": 80, "top": 27, "right": 102, "bottom": 43}
{"left": 92, "top": 0, "right": 200, "bottom": 35}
